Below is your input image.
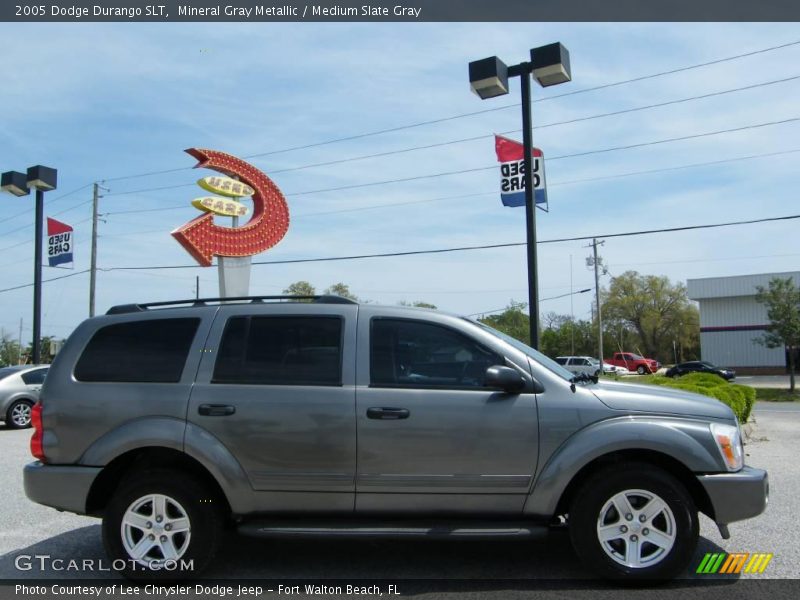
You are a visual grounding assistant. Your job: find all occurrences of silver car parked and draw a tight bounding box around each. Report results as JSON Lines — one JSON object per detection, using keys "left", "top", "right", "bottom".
{"left": 0, "top": 365, "right": 48, "bottom": 429}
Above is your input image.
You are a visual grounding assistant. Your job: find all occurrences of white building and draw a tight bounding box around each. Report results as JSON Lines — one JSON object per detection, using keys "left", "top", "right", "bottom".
{"left": 687, "top": 271, "right": 800, "bottom": 374}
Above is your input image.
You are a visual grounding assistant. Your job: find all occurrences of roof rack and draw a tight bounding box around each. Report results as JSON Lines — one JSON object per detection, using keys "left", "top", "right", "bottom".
{"left": 106, "top": 295, "right": 357, "bottom": 315}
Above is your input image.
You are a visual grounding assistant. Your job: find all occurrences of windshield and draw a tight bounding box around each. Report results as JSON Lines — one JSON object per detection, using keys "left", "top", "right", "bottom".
{"left": 466, "top": 319, "right": 575, "bottom": 381}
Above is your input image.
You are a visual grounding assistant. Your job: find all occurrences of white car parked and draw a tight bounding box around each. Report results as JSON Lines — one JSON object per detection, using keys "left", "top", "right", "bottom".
{"left": 554, "top": 356, "right": 602, "bottom": 377}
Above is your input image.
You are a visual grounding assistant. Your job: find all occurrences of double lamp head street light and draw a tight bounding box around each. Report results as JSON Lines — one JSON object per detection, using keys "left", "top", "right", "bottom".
{"left": 469, "top": 42, "right": 571, "bottom": 350}
{"left": 1, "top": 165, "right": 58, "bottom": 365}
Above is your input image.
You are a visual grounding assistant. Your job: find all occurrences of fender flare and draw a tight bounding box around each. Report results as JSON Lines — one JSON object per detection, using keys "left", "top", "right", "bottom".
{"left": 79, "top": 417, "right": 254, "bottom": 514}
{"left": 523, "top": 416, "right": 724, "bottom": 517}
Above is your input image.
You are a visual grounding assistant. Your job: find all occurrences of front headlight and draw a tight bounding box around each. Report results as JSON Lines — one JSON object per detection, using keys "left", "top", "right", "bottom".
{"left": 710, "top": 422, "right": 743, "bottom": 471}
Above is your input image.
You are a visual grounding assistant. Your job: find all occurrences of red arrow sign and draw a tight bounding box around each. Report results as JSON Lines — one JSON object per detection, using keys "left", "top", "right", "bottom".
{"left": 171, "top": 148, "right": 290, "bottom": 266}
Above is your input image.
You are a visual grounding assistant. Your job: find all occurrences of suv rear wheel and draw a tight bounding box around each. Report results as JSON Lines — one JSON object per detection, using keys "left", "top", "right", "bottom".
{"left": 568, "top": 463, "right": 698, "bottom": 581}
{"left": 102, "top": 469, "right": 223, "bottom": 580}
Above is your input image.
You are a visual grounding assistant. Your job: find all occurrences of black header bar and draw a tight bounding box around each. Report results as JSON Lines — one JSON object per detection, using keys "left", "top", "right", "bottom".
{"left": 2, "top": 0, "right": 800, "bottom": 22}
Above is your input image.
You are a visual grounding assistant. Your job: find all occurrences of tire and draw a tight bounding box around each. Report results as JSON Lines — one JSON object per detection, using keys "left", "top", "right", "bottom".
{"left": 637, "top": 365, "right": 646, "bottom": 375}
{"left": 6, "top": 399, "right": 34, "bottom": 429}
{"left": 103, "top": 469, "right": 224, "bottom": 580}
{"left": 568, "top": 463, "right": 698, "bottom": 581}
{"left": 594, "top": 370, "right": 601, "bottom": 377}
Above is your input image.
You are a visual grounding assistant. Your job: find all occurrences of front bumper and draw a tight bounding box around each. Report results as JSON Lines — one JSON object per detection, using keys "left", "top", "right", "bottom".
{"left": 24, "top": 461, "right": 102, "bottom": 515}
{"left": 697, "top": 466, "right": 769, "bottom": 525}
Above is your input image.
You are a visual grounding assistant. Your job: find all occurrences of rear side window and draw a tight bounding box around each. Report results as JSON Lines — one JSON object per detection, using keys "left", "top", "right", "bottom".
{"left": 213, "top": 316, "right": 342, "bottom": 386}
{"left": 74, "top": 318, "right": 200, "bottom": 383}
{"left": 22, "top": 368, "right": 48, "bottom": 385}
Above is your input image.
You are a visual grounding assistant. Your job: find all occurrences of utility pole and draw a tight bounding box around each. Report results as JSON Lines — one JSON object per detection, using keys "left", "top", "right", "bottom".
{"left": 588, "top": 238, "right": 606, "bottom": 367}
{"left": 196, "top": 276, "right": 200, "bottom": 299}
{"left": 89, "top": 183, "right": 107, "bottom": 317}
{"left": 18, "top": 318, "right": 23, "bottom": 365}
{"left": 569, "top": 254, "right": 575, "bottom": 355}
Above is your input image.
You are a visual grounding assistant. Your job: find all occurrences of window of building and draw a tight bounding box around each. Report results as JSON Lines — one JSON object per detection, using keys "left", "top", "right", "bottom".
{"left": 371, "top": 318, "right": 503, "bottom": 389}
{"left": 213, "top": 316, "right": 342, "bottom": 386}
{"left": 74, "top": 319, "right": 200, "bottom": 383}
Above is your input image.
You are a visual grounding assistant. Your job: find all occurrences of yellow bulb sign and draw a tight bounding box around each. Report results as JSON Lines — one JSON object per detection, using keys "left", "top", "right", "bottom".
{"left": 197, "top": 176, "right": 254, "bottom": 198}
{"left": 192, "top": 196, "right": 250, "bottom": 217}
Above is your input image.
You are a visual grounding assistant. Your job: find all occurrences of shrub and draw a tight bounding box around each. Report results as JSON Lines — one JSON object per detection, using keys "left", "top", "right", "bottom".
{"left": 731, "top": 384, "right": 756, "bottom": 423}
{"left": 677, "top": 372, "right": 728, "bottom": 387}
{"left": 633, "top": 372, "right": 754, "bottom": 423}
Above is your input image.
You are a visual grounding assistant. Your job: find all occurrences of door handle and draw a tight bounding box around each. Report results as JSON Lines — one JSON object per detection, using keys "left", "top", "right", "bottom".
{"left": 198, "top": 404, "right": 236, "bottom": 416}
{"left": 367, "top": 407, "right": 410, "bottom": 420}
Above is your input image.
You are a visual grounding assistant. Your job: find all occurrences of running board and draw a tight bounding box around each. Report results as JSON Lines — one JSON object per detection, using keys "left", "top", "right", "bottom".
{"left": 238, "top": 519, "right": 550, "bottom": 540}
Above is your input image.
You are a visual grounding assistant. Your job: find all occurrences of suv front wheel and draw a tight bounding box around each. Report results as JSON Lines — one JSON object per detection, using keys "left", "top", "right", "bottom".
{"left": 568, "top": 463, "right": 698, "bottom": 580}
{"left": 103, "top": 469, "right": 223, "bottom": 580}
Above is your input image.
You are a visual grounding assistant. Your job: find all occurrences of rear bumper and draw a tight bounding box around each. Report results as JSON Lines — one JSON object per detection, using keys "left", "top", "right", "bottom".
{"left": 24, "top": 461, "right": 101, "bottom": 515}
{"left": 697, "top": 466, "right": 769, "bottom": 525}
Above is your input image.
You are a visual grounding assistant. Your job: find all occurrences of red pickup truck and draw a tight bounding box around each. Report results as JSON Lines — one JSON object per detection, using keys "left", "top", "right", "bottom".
{"left": 606, "top": 352, "right": 660, "bottom": 375}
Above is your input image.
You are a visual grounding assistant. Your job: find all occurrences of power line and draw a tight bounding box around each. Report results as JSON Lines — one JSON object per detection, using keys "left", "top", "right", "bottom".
{"left": 94, "top": 213, "right": 800, "bottom": 273}
{"left": 212, "top": 74, "right": 800, "bottom": 178}
{"left": 0, "top": 217, "right": 92, "bottom": 254}
{"left": 100, "top": 147, "right": 800, "bottom": 223}
{"left": 468, "top": 289, "right": 594, "bottom": 317}
{"left": 0, "top": 183, "right": 92, "bottom": 227}
{"left": 97, "top": 39, "right": 800, "bottom": 183}
{"left": 0, "top": 269, "right": 90, "bottom": 294}
{"left": 102, "top": 115, "right": 800, "bottom": 200}
{"left": 3, "top": 213, "right": 798, "bottom": 294}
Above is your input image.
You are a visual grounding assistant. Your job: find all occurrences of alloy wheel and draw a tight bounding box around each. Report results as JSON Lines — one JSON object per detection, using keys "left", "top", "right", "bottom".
{"left": 596, "top": 488, "right": 677, "bottom": 569}
{"left": 120, "top": 494, "right": 191, "bottom": 567}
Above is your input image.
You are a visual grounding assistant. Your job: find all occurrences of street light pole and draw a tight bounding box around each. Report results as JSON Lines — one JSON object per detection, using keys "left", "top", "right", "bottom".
{"left": 2, "top": 165, "right": 58, "bottom": 365}
{"left": 515, "top": 63, "right": 540, "bottom": 348}
{"left": 33, "top": 188, "right": 44, "bottom": 364}
{"left": 469, "top": 43, "right": 571, "bottom": 350}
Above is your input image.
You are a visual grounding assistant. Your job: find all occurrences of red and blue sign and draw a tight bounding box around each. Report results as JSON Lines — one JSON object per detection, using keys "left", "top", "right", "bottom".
{"left": 46, "top": 217, "right": 73, "bottom": 267}
{"left": 495, "top": 134, "right": 548, "bottom": 210}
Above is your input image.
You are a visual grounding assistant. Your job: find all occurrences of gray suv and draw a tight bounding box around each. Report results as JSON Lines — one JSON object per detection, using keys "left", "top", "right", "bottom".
{"left": 24, "top": 296, "right": 768, "bottom": 581}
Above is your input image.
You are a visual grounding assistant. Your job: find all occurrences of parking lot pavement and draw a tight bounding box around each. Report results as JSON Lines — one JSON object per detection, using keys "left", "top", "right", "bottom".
{"left": 0, "top": 403, "right": 797, "bottom": 585}
{"left": 736, "top": 375, "right": 792, "bottom": 388}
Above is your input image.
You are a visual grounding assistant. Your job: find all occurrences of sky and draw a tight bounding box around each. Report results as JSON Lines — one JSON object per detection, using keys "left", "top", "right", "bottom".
{"left": 1, "top": 21, "right": 799, "bottom": 346}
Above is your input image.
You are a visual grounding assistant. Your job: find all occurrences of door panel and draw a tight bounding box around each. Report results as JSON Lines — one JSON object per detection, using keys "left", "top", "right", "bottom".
{"left": 189, "top": 305, "right": 358, "bottom": 507}
{"left": 355, "top": 313, "right": 539, "bottom": 514}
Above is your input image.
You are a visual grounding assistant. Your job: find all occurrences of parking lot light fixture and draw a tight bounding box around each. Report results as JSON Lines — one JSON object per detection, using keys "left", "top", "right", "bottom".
{"left": 468, "top": 56, "right": 510, "bottom": 99}
{"left": 1, "top": 171, "right": 30, "bottom": 197}
{"left": 468, "top": 43, "right": 572, "bottom": 349}
{"left": 1, "top": 165, "right": 58, "bottom": 364}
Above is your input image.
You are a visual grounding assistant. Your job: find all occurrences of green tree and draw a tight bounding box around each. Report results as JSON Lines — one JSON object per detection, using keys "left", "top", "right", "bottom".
{"left": 0, "top": 331, "right": 22, "bottom": 366}
{"left": 324, "top": 283, "right": 357, "bottom": 301}
{"left": 282, "top": 281, "right": 316, "bottom": 298}
{"left": 478, "top": 301, "right": 530, "bottom": 345}
{"left": 398, "top": 301, "right": 437, "bottom": 309}
{"left": 602, "top": 271, "right": 699, "bottom": 363}
{"left": 755, "top": 277, "right": 800, "bottom": 391}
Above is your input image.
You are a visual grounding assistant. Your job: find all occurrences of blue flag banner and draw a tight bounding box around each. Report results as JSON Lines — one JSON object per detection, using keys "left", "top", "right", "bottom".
{"left": 47, "top": 217, "right": 74, "bottom": 267}
{"left": 495, "top": 134, "right": 548, "bottom": 210}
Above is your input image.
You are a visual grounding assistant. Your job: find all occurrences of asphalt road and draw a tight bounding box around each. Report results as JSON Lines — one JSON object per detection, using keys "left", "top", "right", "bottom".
{"left": 0, "top": 402, "right": 797, "bottom": 598}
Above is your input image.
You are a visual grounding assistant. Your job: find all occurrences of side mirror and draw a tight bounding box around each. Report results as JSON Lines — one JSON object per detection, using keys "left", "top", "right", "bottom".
{"left": 485, "top": 365, "right": 526, "bottom": 393}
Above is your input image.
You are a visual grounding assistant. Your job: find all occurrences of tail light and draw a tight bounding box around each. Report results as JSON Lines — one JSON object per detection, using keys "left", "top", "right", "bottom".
{"left": 30, "top": 403, "right": 45, "bottom": 462}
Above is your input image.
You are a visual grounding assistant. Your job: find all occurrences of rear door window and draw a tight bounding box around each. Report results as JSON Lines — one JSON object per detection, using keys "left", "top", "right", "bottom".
{"left": 74, "top": 318, "right": 200, "bottom": 383}
{"left": 213, "top": 316, "right": 343, "bottom": 386}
